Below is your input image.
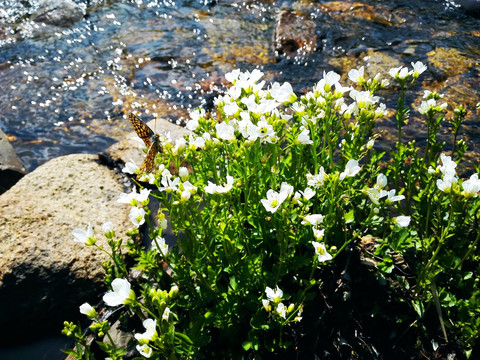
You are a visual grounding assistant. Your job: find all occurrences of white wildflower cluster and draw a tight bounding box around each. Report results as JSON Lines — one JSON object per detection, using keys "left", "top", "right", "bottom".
{"left": 434, "top": 153, "right": 480, "bottom": 198}
{"left": 436, "top": 153, "right": 458, "bottom": 193}
{"left": 262, "top": 286, "right": 300, "bottom": 322}
{"left": 118, "top": 187, "right": 151, "bottom": 227}
{"left": 389, "top": 61, "right": 427, "bottom": 81}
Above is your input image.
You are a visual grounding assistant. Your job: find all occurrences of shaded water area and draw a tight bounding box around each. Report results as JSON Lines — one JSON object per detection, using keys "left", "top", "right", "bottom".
{"left": 0, "top": 0, "right": 479, "bottom": 358}
{"left": 0, "top": 0, "right": 479, "bottom": 173}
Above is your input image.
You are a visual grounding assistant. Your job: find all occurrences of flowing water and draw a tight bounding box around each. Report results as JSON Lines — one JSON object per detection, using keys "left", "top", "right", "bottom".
{"left": 0, "top": 0, "right": 479, "bottom": 358}
{"left": 0, "top": 0, "right": 479, "bottom": 172}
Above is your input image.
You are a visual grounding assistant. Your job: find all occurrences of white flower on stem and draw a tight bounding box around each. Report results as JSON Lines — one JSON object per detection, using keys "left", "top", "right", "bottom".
{"left": 261, "top": 184, "right": 291, "bottom": 213}
{"left": 350, "top": 89, "right": 379, "bottom": 108}
{"left": 79, "top": 302, "right": 96, "bottom": 318}
{"left": 151, "top": 236, "right": 169, "bottom": 254}
{"left": 205, "top": 175, "right": 235, "bottom": 195}
{"left": 347, "top": 66, "right": 365, "bottom": 84}
{"left": 269, "top": 82, "right": 297, "bottom": 103}
{"left": 180, "top": 190, "right": 191, "bottom": 202}
{"left": 223, "top": 101, "right": 240, "bottom": 117}
{"left": 136, "top": 188, "right": 151, "bottom": 204}
{"left": 136, "top": 344, "right": 153, "bottom": 358}
{"left": 262, "top": 299, "right": 271, "bottom": 311}
{"left": 134, "top": 318, "right": 157, "bottom": 344}
{"left": 72, "top": 223, "right": 96, "bottom": 245}
{"left": 302, "top": 214, "right": 325, "bottom": 226}
{"left": 437, "top": 175, "right": 457, "bottom": 192}
{"left": 366, "top": 188, "right": 387, "bottom": 205}
{"left": 216, "top": 122, "right": 235, "bottom": 141}
{"left": 385, "top": 189, "right": 405, "bottom": 203}
{"left": 315, "top": 70, "right": 341, "bottom": 94}
{"left": 300, "top": 187, "right": 316, "bottom": 200}
{"left": 411, "top": 61, "right": 427, "bottom": 78}
{"left": 307, "top": 167, "right": 327, "bottom": 188}
{"left": 376, "top": 174, "right": 388, "bottom": 188}
{"left": 389, "top": 66, "right": 411, "bottom": 80}
{"left": 129, "top": 207, "right": 146, "bottom": 227}
{"left": 394, "top": 216, "right": 411, "bottom": 227}
{"left": 313, "top": 227, "right": 325, "bottom": 241}
{"left": 162, "top": 307, "right": 171, "bottom": 321}
{"left": 276, "top": 302, "right": 286, "bottom": 319}
{"left": 312, "top": 241, "right": 333, "bottom": 262}
{"left": 339, "top": 159, "right": 361, "bottom": 180}
{"left": 103, "top": 278, "right": 135, "bottom": 306}
{"left": 295, "top": 127, "right": 313, "bottom": 145}
{"left": 122, "top": 158, "right": 139, "bottom": 175}
{"left": 178, "top": 166, "right": 189, "bottom": 181}
{"left": 265, "top": 286, "right": 283, "bottom": 303}
{"left": 225, "top": 68, "right": 241, "bottom": 83}
{"left": 438, "top": 153, "right": 457, "bottom": 178}
{"left": 462, "top": 173, "right": 480, "bottom": 198}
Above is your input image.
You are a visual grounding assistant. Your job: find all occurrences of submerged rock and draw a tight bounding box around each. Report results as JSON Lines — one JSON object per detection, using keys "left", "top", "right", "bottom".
{"left": 31, "top": 0, "right": 86, "bottom": 27}
{"left": 273, "top": 9, "right": 317, "bottom": 59}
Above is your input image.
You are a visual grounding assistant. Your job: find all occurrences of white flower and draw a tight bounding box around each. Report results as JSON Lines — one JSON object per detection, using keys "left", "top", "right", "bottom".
{"left": 269, "top": 82, "right": 296, "bottom": 103}
{"left": 261, "top": 184, "right": 291, "bottom": 213}
{"left": 79, "top": 302, "right": 96, "bottom": 318}
{"left": 312, "top": 241, "right": 332, "bottom": 262}
{"left": 302, "top": 214, "right": 324, "bottom": 226}
{"left": 162, "top": 307, "right": 171, "bottom": 321}
{"left": 179, "top": 166, "right": 189, "bottom": 181}
{"left": 72, "top": 223, "right": 96, "bottom": 245}
{"left": 295, "top": 128, "right": 313, "bottom": 145}
{"left": 394, "top": 216, "right": 411, "bottom": 227}
{"left": 136, "top": 344, "right": 153, "bottom": 358}
{"left": 376, "top": 174, "right": 388, "bottom": 188}
{"left": 307, "top": 167, "right": 327, "bottom": 188}
{"left": 205, "top": 175, "right": 235, "bottom": 194}
{"left": 216, "top": 122, "right": 235, "bottom": 141}
{"left": 389, "top": 66, "right": 411, "bottom": 80}
{"left": 135, "top": 318, "right": 157, "bottom": 344}
{"left": 122, "top": 158, "right": 139, "bottom": 174}
{"left": 350, "top": 89, "right": 379, "bottom": 108}
{"left": 265, "top": 286, "right": 283, "bottom": 303}
{"left": 339, "top": 159, "right": 361, "bottom": 180}
{"left": 439, "top": 153, "right": 457, "bottom": 177}
{"left": 313, "top": 227, "right": 325, "bottom": 241}
{"left": 129, "top": 207, "right": 146, "bottom": 227}
{"left": 151, "top": 236, "right": 169, "bottom": 254}
{"left": 103, "top": 278, "right": 134, "bottom": 306}
{"left": 385, "top": 189, "right": 405, "bottom": 203}
{"left": 411, "top": 61, "right": 427, "bottom": 78}
{"left": 347, "top": 66, "right": 365, "bottom": 84}
{"left": 462, "top": 174, "right": 480, "bottom": 198}
{"left": 223, "top": 101, "right": 240, "bottom": 117}
{"left": 437, "top": 175, "right": 457, "bottom": 192}
{"left": 276, "top": 302, "right": 286, "bottom": 319}
{"left": 300, "top": 187, "right": 316, "bottom": 200}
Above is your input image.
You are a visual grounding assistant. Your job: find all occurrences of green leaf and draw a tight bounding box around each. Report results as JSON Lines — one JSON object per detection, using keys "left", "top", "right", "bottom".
{"left": 242, "top": 341, "right": 252, "bottom": 351}
{"left": 344, "top": 209, "right": 355, "bottom": 224}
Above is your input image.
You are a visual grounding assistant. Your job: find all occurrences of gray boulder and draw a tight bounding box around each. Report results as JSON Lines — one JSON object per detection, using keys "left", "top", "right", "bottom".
{"left": 0, "top": 127, "right": 26, "bottom": 194}
{"left": 0, "top": 153, "right": 131, "bottom": 344}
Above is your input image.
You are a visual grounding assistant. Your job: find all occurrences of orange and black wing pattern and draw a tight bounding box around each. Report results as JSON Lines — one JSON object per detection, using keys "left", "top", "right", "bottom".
{"left": 137, "top": 135, "right": 160, "bottom": 179}
{"left": 129, "top": 113, "right": 155, "bottom": 148}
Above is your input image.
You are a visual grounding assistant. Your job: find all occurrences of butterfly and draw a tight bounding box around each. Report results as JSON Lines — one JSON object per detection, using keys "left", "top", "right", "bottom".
{"left": 129, "top": 113, "right": 162, "bottom": 180}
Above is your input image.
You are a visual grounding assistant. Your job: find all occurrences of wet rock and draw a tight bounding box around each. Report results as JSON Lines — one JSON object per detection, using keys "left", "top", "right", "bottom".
{"left": 0, "top": 127, "right": 26, "bottom": 194}
{"left": 457, "top": 0, "right": 480, "bottom": 17}
{"left": 31, "top": 0, "right": 86, "bottom": 27}
{"left": 273, "top": 9, "right": 317, "bottom": 59}
{"left": 0, "top": 153, "right": 131, "bottom": 345}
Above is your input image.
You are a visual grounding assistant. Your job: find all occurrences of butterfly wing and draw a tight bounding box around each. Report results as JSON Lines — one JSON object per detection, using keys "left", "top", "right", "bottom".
{"left": 137, "top": 134, "right": 161, "bottom": 180}
{"left": 129, "top": 113, "right": 155, "bottom": 148}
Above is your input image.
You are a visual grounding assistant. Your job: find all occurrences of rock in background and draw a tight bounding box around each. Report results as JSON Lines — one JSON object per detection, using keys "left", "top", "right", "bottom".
{"left": 0, "top": 128, "right": 26, "bottom": 194}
